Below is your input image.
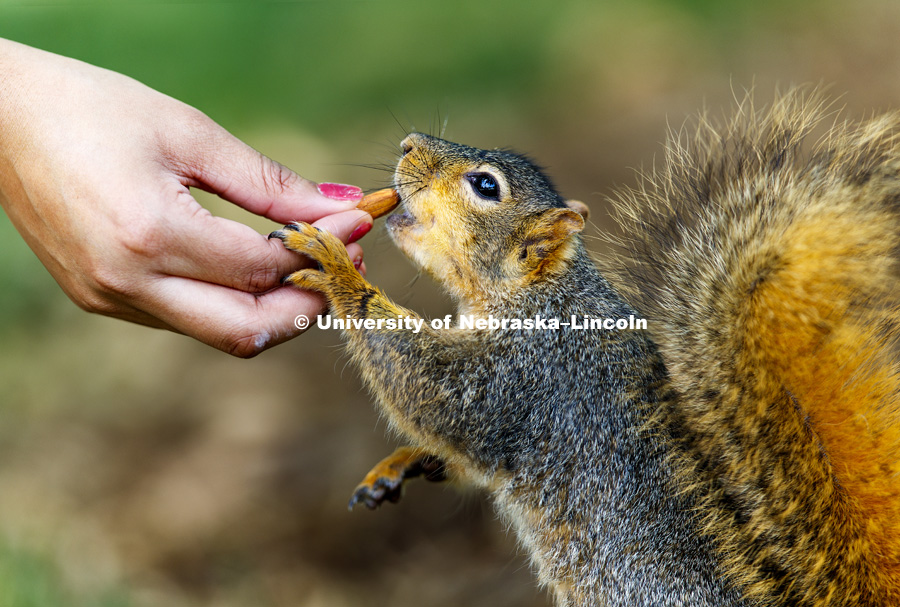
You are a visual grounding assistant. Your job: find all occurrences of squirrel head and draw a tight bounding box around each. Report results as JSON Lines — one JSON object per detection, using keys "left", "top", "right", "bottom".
{"left": 389, "top": 133, "right": 587, "bottom": 306}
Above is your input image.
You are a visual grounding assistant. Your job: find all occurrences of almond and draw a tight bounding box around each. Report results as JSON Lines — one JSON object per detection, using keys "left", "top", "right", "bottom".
{"left": 357, "top": 188, "right": 400, "bottom": 218}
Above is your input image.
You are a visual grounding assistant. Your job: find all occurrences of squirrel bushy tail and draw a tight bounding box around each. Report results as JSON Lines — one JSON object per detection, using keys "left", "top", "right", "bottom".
{"left": 605, "top": 90, "right": 900, "bottom": 605}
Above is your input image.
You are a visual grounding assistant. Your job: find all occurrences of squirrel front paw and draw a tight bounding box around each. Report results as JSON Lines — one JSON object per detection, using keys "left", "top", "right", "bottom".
{"left": 269, "top": 222, "right": 368, "bottom": 302}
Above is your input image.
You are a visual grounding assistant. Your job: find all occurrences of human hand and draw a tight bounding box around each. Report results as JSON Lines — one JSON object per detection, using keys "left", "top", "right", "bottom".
{"left": 0, "top": 39, "right": 373, "bottom": 357}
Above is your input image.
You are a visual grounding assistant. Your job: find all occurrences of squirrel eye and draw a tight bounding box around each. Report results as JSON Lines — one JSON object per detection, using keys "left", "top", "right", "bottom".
{"left": 465, "top": 172, "right": 501, "bottom": 201}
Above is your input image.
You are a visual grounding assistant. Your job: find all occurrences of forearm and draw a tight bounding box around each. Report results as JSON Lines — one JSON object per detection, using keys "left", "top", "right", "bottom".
{"left": 0, "top": 37, "right": 36, "bottom": 154}
{"left": 336, "top": 298, "right": 538, "bottom": 476}
{"left": 0, "top": 38, "right": 43, "bottom": 216}
{"left": 347, "top": 323, "right": 497, "bottom": 466}
{"left": 323, "top": 282, "right": 465, "bottom": 431}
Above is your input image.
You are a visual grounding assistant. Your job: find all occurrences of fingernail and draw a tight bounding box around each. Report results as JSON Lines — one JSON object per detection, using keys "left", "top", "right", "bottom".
{"left": 353, "top": 256, "right": 363, "bottom": 270}
{"left": 318, "top": 182, "right": 364, "bottom": 202}
{"left": 348, "top": 222, "right": 372, "bottom": 244}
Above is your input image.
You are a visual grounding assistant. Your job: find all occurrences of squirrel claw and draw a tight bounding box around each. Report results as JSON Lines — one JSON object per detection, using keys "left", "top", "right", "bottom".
{"left": 348, "top": 477, "right": 404, "bottom": 511}
{"left": 268, "top": 223, "right": 301, "bottom": 241}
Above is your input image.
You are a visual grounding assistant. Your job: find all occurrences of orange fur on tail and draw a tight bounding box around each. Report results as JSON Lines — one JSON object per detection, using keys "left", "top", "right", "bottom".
{"left": 607, "top": 90, "right": 900, "bottom": 605}
{"left": 746, "top": 201, "right": 900, "bottom": 586}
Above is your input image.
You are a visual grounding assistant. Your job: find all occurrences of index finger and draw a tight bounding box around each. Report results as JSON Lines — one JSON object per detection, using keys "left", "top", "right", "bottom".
{"left": 163, "top": 111, "right": 362, "bottom": 224}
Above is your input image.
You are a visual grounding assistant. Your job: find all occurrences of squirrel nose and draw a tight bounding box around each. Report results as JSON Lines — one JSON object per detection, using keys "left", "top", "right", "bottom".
{"left": 400, "top": 136, "right": 415, "bottom": 157}
{"left": 400, "top": 133, "right": 427, "bottom": 158}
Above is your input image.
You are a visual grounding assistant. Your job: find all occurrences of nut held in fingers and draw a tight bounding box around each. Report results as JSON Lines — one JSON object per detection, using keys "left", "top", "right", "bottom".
{"left": 357, "top": 188, "right": 400, "bottom": 218}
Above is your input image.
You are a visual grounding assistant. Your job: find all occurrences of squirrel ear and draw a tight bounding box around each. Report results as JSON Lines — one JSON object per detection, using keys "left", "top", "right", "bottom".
{"left": 565, "top": 199, "right": 590, "bottom": 221}
{"left": 518, "top": 207, "right": 585, "bottom": 273}
{"left": 532, "top": 206, "right": 585, "bottom": 241}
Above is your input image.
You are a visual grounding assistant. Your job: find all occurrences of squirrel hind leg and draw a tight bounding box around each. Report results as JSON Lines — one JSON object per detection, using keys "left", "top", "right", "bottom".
{"left": 348, "top": 447, "right": 447, "bottom": 510}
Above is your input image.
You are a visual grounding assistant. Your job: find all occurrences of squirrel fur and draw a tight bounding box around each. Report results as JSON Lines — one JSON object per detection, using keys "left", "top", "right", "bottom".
{"left": 269, "top": 90, "right": 900, "bottom": 606}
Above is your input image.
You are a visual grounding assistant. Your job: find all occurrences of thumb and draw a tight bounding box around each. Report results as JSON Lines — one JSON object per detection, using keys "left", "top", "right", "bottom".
{"left": 167, "top": 111, "right": 362, "bottom": 224}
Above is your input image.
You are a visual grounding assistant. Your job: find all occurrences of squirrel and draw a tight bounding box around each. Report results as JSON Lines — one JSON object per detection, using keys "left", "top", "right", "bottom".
{"left": 268, "top": 90, "right": 900, "bottom": 606}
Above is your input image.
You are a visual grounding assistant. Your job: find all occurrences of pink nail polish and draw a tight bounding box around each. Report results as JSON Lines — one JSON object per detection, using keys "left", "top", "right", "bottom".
{"left": 348, "top": 222, "right": 372, "bottom": 244}
{"left": 318, "top": 182, "right": 364, "bottom": 201}
{"left": 353, "top": 256, "right": 363, "bottom": 270}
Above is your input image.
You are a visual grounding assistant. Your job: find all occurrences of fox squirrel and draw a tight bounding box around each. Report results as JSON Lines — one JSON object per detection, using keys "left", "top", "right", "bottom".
{"left": 269, "top": 91, "right": 900, "bottom": 606}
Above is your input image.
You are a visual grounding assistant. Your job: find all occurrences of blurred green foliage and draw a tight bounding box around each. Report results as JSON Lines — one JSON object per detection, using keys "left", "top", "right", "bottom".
{"left": 0, "top": 214, "right": 57, "bottom": 332}
{"left": 0, "top": 0, "right": 805, "bottom": 128}
{"left": 0, "top": 543, "right": 129, "bottom": 607}
{"left": 2, "top": 1, "right": 566, "bottom": 130}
